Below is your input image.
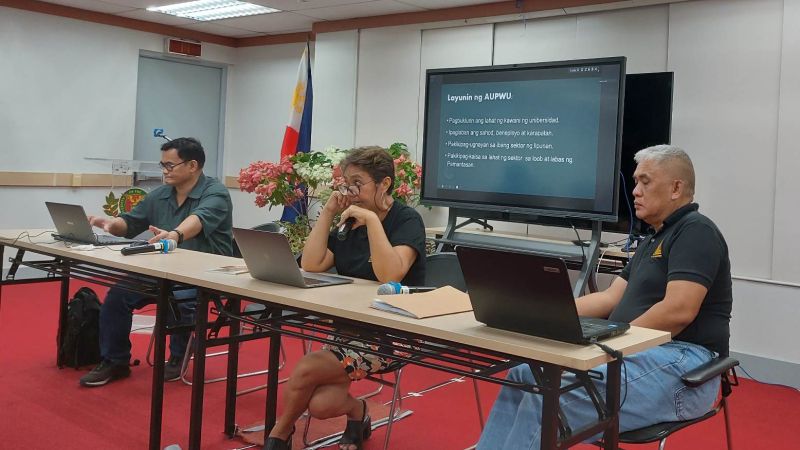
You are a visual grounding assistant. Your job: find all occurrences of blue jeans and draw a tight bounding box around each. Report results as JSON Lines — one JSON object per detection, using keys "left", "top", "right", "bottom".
{"left": 99, "top": 285, "right": 197, "bottom": 364}
{"left": 476, "top": 341, "right": 719, "bottom": 450}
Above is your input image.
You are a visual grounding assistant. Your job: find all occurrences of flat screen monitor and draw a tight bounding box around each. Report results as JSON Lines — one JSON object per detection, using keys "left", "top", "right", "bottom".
{"left": 422, "top": 57, "right": 626, "bottom": 222}
{"left": 522, "top": 71, "right": 674, "bottom": 237}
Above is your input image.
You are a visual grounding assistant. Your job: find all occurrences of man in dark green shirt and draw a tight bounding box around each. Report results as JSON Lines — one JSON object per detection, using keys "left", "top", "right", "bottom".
{"left": 80, "top": 137, "right": 233, "bottom": 387}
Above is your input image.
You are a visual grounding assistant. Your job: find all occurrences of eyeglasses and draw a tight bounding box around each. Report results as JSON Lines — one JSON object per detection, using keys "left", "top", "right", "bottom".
{"left": 159, "top": 160, "right": 189, "bottom": 172}
{"left": 337, "top": 180, "right": 375, "bottom": 196}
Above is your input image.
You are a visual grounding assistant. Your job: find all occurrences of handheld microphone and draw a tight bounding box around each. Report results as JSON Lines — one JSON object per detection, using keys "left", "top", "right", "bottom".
{"left": 120, "top": 239, "right": 177, "bottom": 256}
{"left": 377, "top": 282, "right": 437, "bottom": 295}
{"left": 336, "top": 217, "right": 356, "bottom": 241}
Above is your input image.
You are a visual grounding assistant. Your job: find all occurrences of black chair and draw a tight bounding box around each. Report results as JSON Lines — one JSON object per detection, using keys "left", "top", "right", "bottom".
{"left": 419, "top": 252, "right": 484, "bottom": 428}
{"left": 301, "top": 253, "right": 468, "bottom": 449}
{"left": 614, "top": 356, "right": 739, "bottom": 450}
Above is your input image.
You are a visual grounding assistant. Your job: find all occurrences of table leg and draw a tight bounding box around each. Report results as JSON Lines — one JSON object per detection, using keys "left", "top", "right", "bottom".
{"left": 602, "top": 358, "right": 622, "bottom": 449}
{"left": 149, "top": 279, "right": 171, "bottom": 450}
{"left": 188, "top": 289, "right": 210, "bottom": 450}
{"left": 56, "top": 267, "right": 70, "bottom": 367}
{"left": 263, "top": 316, "right": 282, "bottom": 442}
{"left": 538, "top": 363, "right": 563, "bottom": 450}
{"left": 224, "top": 296, "right": 241, "bottom": 436}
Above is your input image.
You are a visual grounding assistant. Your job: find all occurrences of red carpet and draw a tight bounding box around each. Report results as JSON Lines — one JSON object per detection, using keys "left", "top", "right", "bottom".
{"left": 0, "top": 281, "right": 797, "bottom": 449}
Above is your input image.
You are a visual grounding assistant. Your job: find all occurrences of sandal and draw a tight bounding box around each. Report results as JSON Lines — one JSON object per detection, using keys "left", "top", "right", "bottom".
{"left": 264, "top": 425, "right": 294, "bottom": 450}
{"left": 338, "top": 399, "right": 371, "bottom": 450}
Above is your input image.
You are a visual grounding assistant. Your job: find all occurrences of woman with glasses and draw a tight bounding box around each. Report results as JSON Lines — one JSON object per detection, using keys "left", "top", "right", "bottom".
{"left": 264, "top": 146, "right": 426, "bottom": 450}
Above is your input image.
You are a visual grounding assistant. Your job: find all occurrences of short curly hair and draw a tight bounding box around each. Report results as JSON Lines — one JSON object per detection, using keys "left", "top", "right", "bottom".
{"left": 340, "top": 146, "right": 395, "bottom": 191}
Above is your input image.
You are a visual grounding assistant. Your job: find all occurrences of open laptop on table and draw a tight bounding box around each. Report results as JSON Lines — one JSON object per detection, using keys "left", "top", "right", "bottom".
{"left": 45, "top": 201, "right": 147, "bottom": 246}
{"left": 233, "top": 227, "right": 353, "bottom": 288}
{"left": 456, "top": 245, "right": 629, "bottom": 345}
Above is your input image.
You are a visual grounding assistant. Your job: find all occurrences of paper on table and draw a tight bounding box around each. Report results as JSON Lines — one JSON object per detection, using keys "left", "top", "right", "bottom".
{"left": 370, "top": 285, "right": 472, "bottom": 319}
{"left": 207, "top": 265, "right": 249, "bottom": 275}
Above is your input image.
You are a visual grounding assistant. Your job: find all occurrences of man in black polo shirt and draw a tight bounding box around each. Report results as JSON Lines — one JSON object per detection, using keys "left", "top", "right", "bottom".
{"left": 477, "top": 145, "right": 733, "bottom": 450}
{"left": 79, "top": 137, "right": 233, "bottom": 387}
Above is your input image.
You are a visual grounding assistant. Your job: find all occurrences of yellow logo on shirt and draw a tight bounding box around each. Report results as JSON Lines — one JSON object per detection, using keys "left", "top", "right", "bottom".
{"left": 651, "top": 240, "right": 663, "bottom": 258}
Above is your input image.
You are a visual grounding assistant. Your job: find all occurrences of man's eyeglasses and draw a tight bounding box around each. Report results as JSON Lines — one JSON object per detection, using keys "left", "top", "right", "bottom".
{"left": 337, "top": 180, "right": 374, "bottom": 196}
{"left": 159, "top": 160, "right": 189, "bottom": 172}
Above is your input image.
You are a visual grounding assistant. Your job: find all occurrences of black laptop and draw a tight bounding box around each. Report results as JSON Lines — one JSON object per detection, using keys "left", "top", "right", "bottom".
{"left": 456, "top": 246, "right": 630, "bottom": 344}
{"left": 45, "top": 202, "right": 146, "bottom": 246}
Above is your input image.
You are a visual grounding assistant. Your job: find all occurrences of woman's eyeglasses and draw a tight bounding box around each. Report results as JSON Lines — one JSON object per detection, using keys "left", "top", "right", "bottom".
{"left": 159, "top": 160, "right": 189, "bottom": 172}
{"left": 337, "top": 180, "right": 375, "bottom": 196}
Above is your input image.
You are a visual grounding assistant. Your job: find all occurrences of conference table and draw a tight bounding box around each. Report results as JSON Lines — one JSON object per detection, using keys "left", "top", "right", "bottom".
{"left": 0, "top": 230, "right": 670, "bottom": 450}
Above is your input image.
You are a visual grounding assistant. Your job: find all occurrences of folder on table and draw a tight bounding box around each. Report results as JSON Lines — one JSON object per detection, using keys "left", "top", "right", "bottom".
{"left": 370, "top": 285, "right": 472, "bottom": 319}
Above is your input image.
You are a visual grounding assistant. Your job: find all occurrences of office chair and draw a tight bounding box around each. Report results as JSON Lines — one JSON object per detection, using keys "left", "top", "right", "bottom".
{"left": 612, "top": 355, "right": 739, "bottom": 450}
{"left": 418, "top": 252, "right": 484, "bottom": 428}
{"left": 299, "top": 253, "right": 467, "bottom": 449}
{"left": 147, "top": 223, "right": 291, "bottom": 394}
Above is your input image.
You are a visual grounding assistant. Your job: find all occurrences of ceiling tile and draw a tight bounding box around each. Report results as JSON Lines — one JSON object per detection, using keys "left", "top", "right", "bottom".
{"left": 36, "top": 0, "right": 136, "bottom": 14}
{"left": 249, "top": 0, "right": 372, "bottom": 12}
{"left": 116, "top": 10, "right": 199, "bottom": 26}
{"left": 211, "top": 11, "right": 315, "bottom": 33}
{"left": 300, "top": 0, "right": 425, "bottom": 20}
{"left": 396, "top": 0, "right": 497, "bottom": 8}
{"left": 179, "top": 21, "right": 260, "bottom": 37}
{"left": 96, "top": 0, "right": 183, "bottom": 7}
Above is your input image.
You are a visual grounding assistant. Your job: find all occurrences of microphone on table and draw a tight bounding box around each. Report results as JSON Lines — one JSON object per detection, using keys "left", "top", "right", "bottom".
{"left": 120, "top": 239, "right": 177, "bottom": 256}
{"left": 377, "top": 281, "right": 437, "bottom": 295}
{"left": 336, "top": 217, "right": 356, "bottom": 241}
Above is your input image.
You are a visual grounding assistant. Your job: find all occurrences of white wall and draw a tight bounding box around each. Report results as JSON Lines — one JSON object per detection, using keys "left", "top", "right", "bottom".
{"left": 311, "top": 0, "right": 800, "bottom": 372}
{"left": 225, "top": 42, "right": 309, "bottom": 228}
{"left": 0, "top": 6, "right": 298, "bottom": 233}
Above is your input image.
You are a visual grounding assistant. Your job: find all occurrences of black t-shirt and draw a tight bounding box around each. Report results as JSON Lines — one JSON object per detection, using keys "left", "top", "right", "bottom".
{"left": 327, "top": 202, "right": 426, "bottom": 286}
{"left": 610, "top": 203, "right": 733, "bottom": 356}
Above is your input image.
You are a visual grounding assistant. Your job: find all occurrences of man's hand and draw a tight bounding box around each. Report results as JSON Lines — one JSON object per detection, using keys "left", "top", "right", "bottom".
{"left": 148, "top": 225, "right": 177, "bottom": 244}
{"left": 88, "top": 215, "right": 111, "bottom": 233}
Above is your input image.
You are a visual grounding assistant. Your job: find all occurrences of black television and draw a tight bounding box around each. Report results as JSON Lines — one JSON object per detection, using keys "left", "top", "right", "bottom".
{"left": 421, "top": 57, "right": 626, "bottom": 222}
{"left": 519, "top": 71, "right": 675, "bottom": 238}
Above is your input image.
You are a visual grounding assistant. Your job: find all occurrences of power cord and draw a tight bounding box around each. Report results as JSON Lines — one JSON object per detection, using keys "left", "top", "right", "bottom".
{"left": 594, "top": 342, "right": 629, "bottom": 409}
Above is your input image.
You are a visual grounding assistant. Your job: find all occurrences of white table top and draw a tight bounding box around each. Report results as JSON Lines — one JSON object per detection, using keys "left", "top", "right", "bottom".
{"left": 2, "top": 229, "right": 669, "bottom": 371}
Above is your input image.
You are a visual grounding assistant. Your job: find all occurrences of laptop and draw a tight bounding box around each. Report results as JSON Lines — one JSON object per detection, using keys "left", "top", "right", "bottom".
{"left": 456, "top": 246, "right": 630, "bottom": 344}
{"left": 233, "top": 228, "right": 353, "bottom": 288}
{"left": 45, "top": 202, "right": 146, "bottom": 246}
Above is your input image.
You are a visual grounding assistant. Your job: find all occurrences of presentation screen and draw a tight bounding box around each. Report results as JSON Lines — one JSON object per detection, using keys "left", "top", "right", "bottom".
{"left": 421, "top": 57, "right": 626, "bottom": 221}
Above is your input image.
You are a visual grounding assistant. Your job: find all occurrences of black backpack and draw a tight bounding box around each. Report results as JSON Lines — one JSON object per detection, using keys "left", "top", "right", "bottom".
{"left": 58, "top": 287, "right": 102, "bottom": 369}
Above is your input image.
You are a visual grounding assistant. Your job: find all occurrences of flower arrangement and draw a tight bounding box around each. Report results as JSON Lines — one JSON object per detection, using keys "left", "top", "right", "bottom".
{"left": 238, "top": 143, "right": 422, "bottom": 253}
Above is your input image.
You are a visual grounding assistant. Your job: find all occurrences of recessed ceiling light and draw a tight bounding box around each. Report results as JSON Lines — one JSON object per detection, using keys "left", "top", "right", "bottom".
{"left": 147, "top": 1, "right": 280, "bottom": 21}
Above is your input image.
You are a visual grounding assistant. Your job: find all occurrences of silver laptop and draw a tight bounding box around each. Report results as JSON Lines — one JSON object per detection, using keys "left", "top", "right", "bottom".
{"left": 45, "top": 201, "right": 147, "bottom": 246}
{"left": 233, "top": 228, "right": 353, "bottom": 288}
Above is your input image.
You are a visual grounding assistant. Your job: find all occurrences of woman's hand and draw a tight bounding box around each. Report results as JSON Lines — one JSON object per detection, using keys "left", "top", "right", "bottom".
{"left": 338, "top": 205, "right": 378, "bottom": 231}
{"left": 322, "top": 191, "right": 351, "bottom": 216}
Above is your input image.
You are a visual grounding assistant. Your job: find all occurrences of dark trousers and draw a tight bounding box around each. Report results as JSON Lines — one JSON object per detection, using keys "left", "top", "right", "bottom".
{"left": 99, "top": 285, "right": 197, "bottom": 364}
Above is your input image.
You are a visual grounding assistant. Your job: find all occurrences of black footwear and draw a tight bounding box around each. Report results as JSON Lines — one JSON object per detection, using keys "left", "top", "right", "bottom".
{"left": 164, "top": 355, "right": 184, "bottom": 382}
{"left": 263, "top": 425, "right": 294, "bottom": 450}
{"left": 79, "top": 360, "right": 131, "bottom": 387}
{"left": 339, "top": 399, "right": 371, "bottom": 450}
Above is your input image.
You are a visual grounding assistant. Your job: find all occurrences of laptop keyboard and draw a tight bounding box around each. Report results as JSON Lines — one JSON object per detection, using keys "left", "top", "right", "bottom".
{"left": 95, "top": 235, "right": 145, "bottom": 245}
{"left": 303, "top": 276, "right": 325, "bottom": 286}
{"left": 580, "top": 321, "right": 608, "bottom": 334}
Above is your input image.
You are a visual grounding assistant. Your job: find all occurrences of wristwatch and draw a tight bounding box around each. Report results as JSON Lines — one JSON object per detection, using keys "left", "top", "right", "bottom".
{"left": 171, "top": 229, "right": 184, "bottom": 244}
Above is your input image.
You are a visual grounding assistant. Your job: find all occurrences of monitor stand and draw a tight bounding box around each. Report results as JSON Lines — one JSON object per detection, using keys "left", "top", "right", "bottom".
{"left": 436, "top": 209, "right": 603, "bottom": 297}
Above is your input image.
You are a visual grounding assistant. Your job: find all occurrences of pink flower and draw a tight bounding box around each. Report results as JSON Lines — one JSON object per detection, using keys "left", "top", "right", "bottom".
{"left": 396, "top": 169, "right": 407, "bottom": 178}
{"left": 265, "top": 181, "right": 277, "bottom": 196}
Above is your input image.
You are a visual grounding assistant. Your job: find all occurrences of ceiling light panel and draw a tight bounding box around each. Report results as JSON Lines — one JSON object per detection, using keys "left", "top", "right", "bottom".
{"left": 147, "top": 0, "right": 280, "bottom": 21}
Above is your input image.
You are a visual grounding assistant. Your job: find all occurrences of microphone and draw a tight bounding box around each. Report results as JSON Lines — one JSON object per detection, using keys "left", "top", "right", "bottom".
{"left": 377, "top": 281, "right": 437, "bottom": 295}
{"left": 337, "top": 217, "right": 356, "bottom": 241}
{"left": 120, "top": 239, "right": 177, "bottom": 256}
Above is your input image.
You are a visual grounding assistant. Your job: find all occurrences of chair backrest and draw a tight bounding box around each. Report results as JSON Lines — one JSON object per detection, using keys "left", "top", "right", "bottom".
{"left": 424, "top": 252, "right": 467, "bottom": 292}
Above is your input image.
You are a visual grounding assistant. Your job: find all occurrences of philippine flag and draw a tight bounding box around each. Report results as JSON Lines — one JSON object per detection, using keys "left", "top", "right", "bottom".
{"left": 280, "top": 44, "right": 313, "bottom": 222}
